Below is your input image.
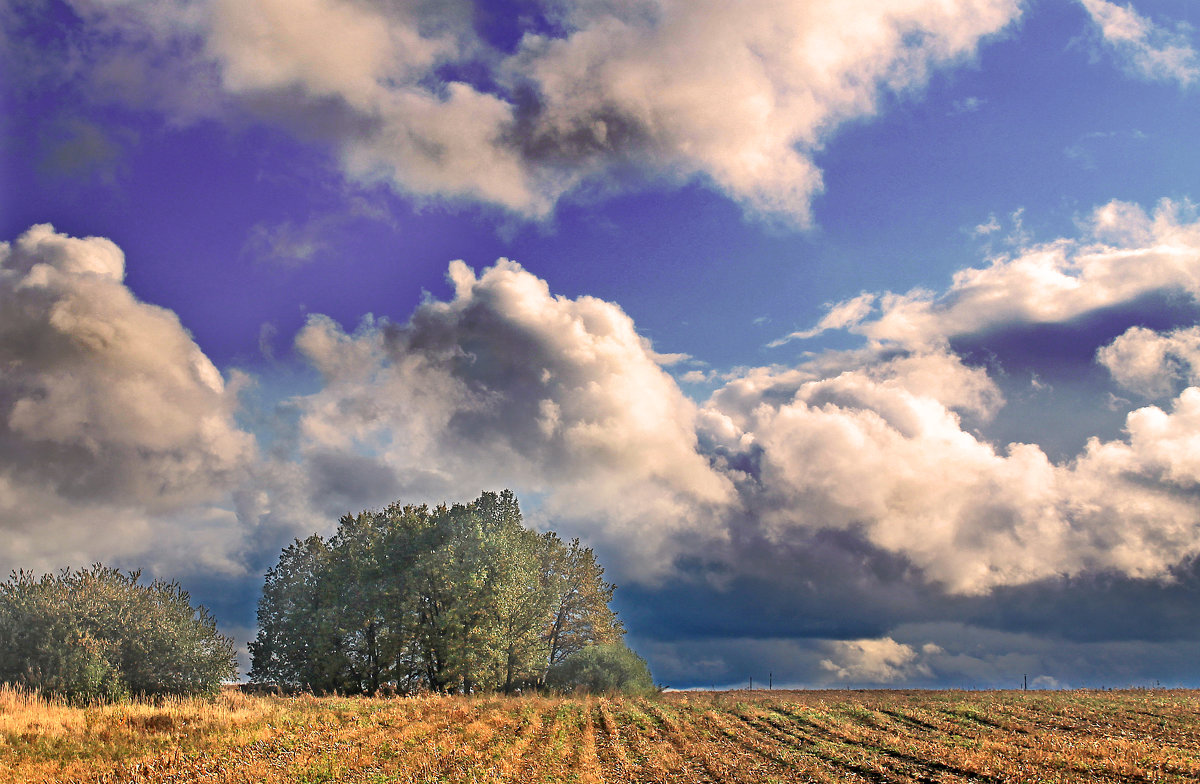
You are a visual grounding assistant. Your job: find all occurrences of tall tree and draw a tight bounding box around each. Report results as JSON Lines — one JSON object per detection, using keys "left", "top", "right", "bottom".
{"left": 540, "top": 536, "right": 624, "bottom": 682}
{"left": 248, "top": 535, "right": 351, "bottom": 692}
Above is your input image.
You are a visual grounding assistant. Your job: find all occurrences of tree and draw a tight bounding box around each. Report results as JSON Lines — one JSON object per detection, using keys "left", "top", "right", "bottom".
{"left": 544, "top": 643, "right": 656, "bottom": 695}
{"left": 248, "top": 535, "right": 353, "bottom": 693}
{"left": 540, "top": 535, "right": 624, "bottom": 682}
{"left": 249, "top": 490, "right": 633, "bottom": 694}
{"left": 0, "top": 565, "right": 236, "bottom": 702}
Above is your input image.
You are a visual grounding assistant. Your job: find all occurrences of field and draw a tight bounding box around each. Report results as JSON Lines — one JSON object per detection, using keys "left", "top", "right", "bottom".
{"left": 3, "top": 686, "right": 1200, "bottom": 783}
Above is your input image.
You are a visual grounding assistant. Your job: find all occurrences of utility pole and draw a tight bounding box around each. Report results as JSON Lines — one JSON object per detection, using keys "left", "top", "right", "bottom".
{"left": 1023, "top": 674, "right": 1027, "bottom": 691}
{"left": 769, "top": 672, "right": 773, "bottom": 690}
{"left": 749, "top": 676, "right": 753, "bottom": 690}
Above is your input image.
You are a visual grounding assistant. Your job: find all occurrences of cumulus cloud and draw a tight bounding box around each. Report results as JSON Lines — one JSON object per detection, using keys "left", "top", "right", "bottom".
{"left": 271, "top": 263, "right": 1041, "bottom": 594}
{"left": 30, "top": 0, "right": 1023, "bottom": 222}
{"left": 1098, "top": 325, "right": 1200, "bottom": 397}
{"left": 793, "top": 199, "right": 1200, "bottom": 348}
{"left": 250, "top": 232, "right": 1200, "bottom": 597}
{"left": 819, "top": 637, "right": 938, "bottom": 683}
{"left": 699, "top": 333, "right": 1200, "bottom": 594}
{"left": 1079, "top": 0, "right": 1199, "bottom": 86}
{"left": 706, "top": 362, "right": 1078, "bottom": 593}
{"left": 509, "top": 0, "right": 1022, "bottom": 222}
{"left": 0, "top": 225, "right": 256, "bottom": 576}
{"left": 1081, "top": 388, "right": 1200, "bottom": 490}
{"left": 276, "top": 258, "right": 736, "bottom": 578}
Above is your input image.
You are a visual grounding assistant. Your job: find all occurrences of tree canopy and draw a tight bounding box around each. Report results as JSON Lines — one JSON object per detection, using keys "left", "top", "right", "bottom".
{"left": 250, "top": 490, "right": 634, "bottom": 694}
{"left": 0, "top": 565, "right": 236, "bottom": 702}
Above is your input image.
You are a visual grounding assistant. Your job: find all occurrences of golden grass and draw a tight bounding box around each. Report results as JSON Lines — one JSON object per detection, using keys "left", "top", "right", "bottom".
{"left": 3, "top": 686, "right": 1200, "bottom": 782}
{"left": 0, "top": 684, "right": 282, "bottom": 783}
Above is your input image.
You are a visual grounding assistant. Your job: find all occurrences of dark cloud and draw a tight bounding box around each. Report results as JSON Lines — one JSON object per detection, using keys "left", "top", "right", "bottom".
{"left": 952, "top": 291, "right": 1200, "bottom": 372}
{"left": 966, "top": 560, "right": 1200, "bottom": 644}
{"left": 36, "top": 117, "right": 132, "bottom": 185}
{"left": 237, "top": 88, "right": 383, "bottom": 148}
{"left": 306, "top": 450, "right": 400, "bottom": 516}
{"left": 948, "top": 293, "right": 1200, "bottom": 457}
{"left": 616, "top": 528, "right": 937, "bottom": 644}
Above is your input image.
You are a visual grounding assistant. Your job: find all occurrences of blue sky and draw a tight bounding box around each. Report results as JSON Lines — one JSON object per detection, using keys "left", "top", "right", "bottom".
{"left": 6, "top": 0, "right": 1200, "bottom": 689}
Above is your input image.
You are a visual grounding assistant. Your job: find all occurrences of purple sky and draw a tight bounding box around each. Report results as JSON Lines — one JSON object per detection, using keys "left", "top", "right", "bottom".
{"left": 6, "top": 0, "right": 1200, "bottom": 688}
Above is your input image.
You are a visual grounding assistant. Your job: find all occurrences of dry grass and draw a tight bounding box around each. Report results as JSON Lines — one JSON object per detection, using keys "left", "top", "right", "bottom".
{"left": 3, "top": 685, "right": 1200, "bottom": 782}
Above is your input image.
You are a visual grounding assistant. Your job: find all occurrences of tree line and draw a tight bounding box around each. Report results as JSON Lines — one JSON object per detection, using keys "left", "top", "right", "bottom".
{"left": 249, "top": 490, "right": 651, "bottom": 695}
{"left": 0, "top": 490, "right": 650, "bottom": 701}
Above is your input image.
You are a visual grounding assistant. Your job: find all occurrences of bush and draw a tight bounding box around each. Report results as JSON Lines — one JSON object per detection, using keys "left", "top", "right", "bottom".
{"left": 545, "top": 643, "right": 656, "bottom": 695}
{"left": 0, "top": 565, "right": 236, "bottom": 702}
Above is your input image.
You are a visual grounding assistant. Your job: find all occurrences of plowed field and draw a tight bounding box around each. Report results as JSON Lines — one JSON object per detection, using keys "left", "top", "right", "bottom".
{"left": 4, "top": 686, "right": 1200, "bottom": 782}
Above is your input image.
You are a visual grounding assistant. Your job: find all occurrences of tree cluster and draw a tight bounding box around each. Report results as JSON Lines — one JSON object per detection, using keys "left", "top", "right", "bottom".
{"left": 0, "top": 565, "right": 236, "bottom": 702}
{"left": 249, "top": 491, "right": 635, "bottom": 694}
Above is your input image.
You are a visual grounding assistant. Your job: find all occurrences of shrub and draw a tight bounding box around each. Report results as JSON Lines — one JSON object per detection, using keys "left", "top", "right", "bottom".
{"left": 545, "top": 642, "right": 656, "bottom": 695}
{"left": 0, "top": 565, "right": 236, "bottom": 702}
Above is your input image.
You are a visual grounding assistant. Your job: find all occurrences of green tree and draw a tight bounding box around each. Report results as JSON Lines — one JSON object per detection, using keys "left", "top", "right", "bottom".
{"left": 249, "top": 490, "right": 632, "bottom": 694}
{"left": 0, "top": 565, "right": 236, "bottom": 702}
{"left": 544, "top": 642, "right": 656, "bottom": 695}
{"left": 248, "top": 535, "right": 355, "bottom": 693}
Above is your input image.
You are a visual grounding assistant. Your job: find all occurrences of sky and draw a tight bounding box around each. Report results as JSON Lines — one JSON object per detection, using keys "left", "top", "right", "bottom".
{"left": 4, "top": 0, "right": 1200, "bottom": 690}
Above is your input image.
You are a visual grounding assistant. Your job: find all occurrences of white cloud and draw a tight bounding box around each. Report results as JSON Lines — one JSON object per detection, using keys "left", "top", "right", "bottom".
{"left": 47, "top": 0, "right": 1023, "bottom": 222}
{"left": 972, "top": 213, "right": 1002, "bottom": 236}
{"left": 1079, "top": 0, "right": 1199, "bottom": 86}
{"left": 951, "top": 95, "right": 985, "bottom": 114}
{"left": 807, "top": 199, "right": 1200, "bottom": 348}
{"left": 1081, "top": 388, "right": 1200, "bottom": 490}
{"left": 769, "top": 292, "right": 877, "bottom": 345}
{"left": 1030, "top": 675, "right": 1065, "bottom": 689}
{"left": 0, "top": 225, "right": 257, "bottom": 576}
{"left": 207, "top": 0, "right": 444, "bottom": 104}
{"left": 263, "top": 239, "right": 1200, "bottom": 595}
{"left": 1098, "top": 325, "right": 1200, "bottom": 397}
{"left": 706, "top": 357, "right": 1076, "bottom": 593}
{"left": 820, "top": 638, "right": 935, "bottom": 683}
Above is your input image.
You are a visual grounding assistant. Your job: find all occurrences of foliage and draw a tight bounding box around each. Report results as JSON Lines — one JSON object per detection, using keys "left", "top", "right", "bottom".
{"left": 250, "top": 490, "right": 627, "bottom": 694}
{"left": 0, "top": 565, "right": 237, "bottom": 702}
{"left": 544, "top": 643, "right": 656, "bottom": 695}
